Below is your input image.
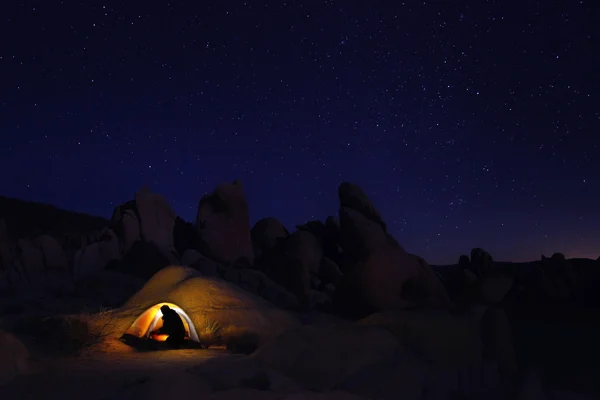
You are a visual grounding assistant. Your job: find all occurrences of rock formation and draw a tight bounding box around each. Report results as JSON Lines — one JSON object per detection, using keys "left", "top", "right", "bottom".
{"left": 470, "top": 247, "right": 493, "bottom": 278}
{"left": 196, "top": 180, "right": 254, "bottom": 265}
{"left": 1, "top": 180, "right": 599, "bottom": 326}
{"left": 333, "top": 183, "right": 450, "bottom": 318}
{"left": 251, "top": 217, "right": 288, "bottom": 262}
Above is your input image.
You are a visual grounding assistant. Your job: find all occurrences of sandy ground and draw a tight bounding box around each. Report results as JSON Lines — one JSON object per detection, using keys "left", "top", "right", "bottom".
{"left": 2, "top": 346, "right": 232, "bottom": 400}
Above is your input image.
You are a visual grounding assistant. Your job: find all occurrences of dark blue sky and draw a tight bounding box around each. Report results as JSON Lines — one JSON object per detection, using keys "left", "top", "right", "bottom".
{"left": 1, "top": 0, "right": 599, "bottom": 264}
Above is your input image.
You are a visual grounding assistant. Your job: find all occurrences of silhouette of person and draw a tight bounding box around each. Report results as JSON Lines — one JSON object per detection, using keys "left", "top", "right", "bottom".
{"left": 152, "top": 305, "right": 186, "bottom": 348}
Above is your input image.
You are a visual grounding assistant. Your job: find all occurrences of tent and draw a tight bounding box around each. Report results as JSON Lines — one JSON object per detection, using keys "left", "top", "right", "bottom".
{"left": 111, "top": 265, "right": 299, "bottom": 347}
{"left": 123, "top": 302, "right": 199, "bottom": 342}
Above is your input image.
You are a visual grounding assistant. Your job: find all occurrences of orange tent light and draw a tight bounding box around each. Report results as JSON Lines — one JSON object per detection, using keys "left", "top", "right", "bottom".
{"left": 124, "top": 302, "right": 200, "bottom": 342}
{"left": 149, "top": 333, "right": 169, "bottom": 342}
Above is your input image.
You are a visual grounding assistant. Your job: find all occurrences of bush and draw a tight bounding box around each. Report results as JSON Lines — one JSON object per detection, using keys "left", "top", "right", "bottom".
{"left": 198, "top": 318, "right": 223, "bottom": 346}
{"left": 14, "top": 306, "right": 116, "bottom": 356}
{"left": 196, "top": 319, "right": 260, "bottom": 354}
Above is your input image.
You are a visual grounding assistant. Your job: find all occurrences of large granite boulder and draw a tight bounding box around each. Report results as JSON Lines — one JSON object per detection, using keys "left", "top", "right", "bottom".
{"left": 333, "top": 183, "right": 449, "bottom": 318}
{"left": 134, "top": 186, "right": 177, "bottom": 253}
{"left": 73, "top": 229, "right": 121, "bottom": 278}
{"left": 251, "top": 217, "right": 288, "bottom": 262}
{"left": 110, "top": 200, "right": 141, "bottom": 255}
{"left": 470, "top": 248, "right": 493, "bottom": 278}
{"left": 197, "top": 180, "right": 254, "bottom": 265}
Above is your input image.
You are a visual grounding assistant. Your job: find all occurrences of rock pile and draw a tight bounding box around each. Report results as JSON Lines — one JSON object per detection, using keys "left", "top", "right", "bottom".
{"left": 2, "top": 180, "right": 599, "bottom": 318}
{"left": 0, "top": 181, "right": 451, "bottom": 317}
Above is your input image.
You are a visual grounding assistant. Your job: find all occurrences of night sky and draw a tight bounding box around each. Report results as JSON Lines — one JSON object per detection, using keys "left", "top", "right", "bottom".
{"left": 1, "top": 1, "right": 598, "bottom": 264}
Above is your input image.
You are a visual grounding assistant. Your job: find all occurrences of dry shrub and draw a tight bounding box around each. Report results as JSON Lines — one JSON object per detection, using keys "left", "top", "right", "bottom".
{"left": 195, "top": 319, "right": 260, "bottom": 354}
{"left": 198, "top": 318, "right": 223, "bottom": 345}
{"left": 16, "top": 306, "right": 116, "bottom": 356}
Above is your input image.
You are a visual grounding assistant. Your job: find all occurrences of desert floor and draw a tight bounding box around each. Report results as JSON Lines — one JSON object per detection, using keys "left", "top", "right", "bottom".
{"left": 4, "top": 343, "right": 233, "bottom": 400}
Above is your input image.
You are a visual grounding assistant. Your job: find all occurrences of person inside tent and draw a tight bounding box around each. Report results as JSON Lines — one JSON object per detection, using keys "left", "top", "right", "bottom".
{"left": 150, "top": 305, "right": 186, "bottom": 348}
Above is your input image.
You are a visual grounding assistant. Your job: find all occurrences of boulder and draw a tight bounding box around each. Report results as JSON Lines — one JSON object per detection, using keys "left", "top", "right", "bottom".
{"left": 458, "top": 254, "right": 470, "bottom": 269}
{"left": 135, "top": 186, "right": 177, "bottom": 252}
{"left": 334, "top": 246, "right": 449, "bottom": 318}
{"left": 182, "top": 249, "right": 220, "bottom": 277}
{"left": 17, "top": 238, "right": 45, "bottom": 284}
{"left": 119, "top": 209, "right": 141, "bottom": 254}
{"left": 173, "top": 216, "right": 198, "bottom": 255}
{"left": 35, "top": 234, "right": 68, "bottom": 273}
{"left": 338, "top": 182, "right": 386, "bottom": 232}
{"left": 251, "top": 217, "right": 288, "bottom": 261}
{"left": 197, "top": 180, "right": 254, "bottom": 265}
{"left": 295, "top": 220, "right": 327, "bottom": 237}
{"left": 110, "top": 200, "right": 141, "bottom": 255}
{"left": 318, "top": 257, "right": 343, "bottom": 287}
{"left": 262, "top": 231, "right": 322, "bottom": 307}
{"left": 73, "top": 229, "right": 121, "bottom": 278}
{"left": 218, "top": 266, "right": 300, "bottom": 310}
{"left": 338, "top": 207, "right": 390, "bottom": 261}
{"left": 281, "top": 231, "right": 322, "bottom": 276}
{"left": 322, "top": 216, "right": 342, "bottom": 262}
{"left": 470, "top": 248, "right": 493, "bottom": 278}
{"left": 106, "top": 240, "right": 174, "bottom": 279}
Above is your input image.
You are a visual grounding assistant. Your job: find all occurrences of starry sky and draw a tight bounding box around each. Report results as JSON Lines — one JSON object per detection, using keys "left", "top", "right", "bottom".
{"left": 1, "top": 1, "right": 599, "bottom": 264}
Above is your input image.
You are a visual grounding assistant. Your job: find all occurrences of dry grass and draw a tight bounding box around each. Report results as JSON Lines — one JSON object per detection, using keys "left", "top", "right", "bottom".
{"left": 195, "top": 317, "right": 260, "bottom": 354}
{"left": 14, "top": 306, "right": 117, "bottom": 357}
{"left": 198, "top": 318, "right": 223, "bottom": 344}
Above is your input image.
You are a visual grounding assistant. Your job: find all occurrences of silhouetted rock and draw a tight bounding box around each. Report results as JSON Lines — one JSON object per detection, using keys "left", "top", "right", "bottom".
{"left": 196, "top": 180, "right": 254, "bottom": 265}
{"left": 105, "top": 240, "right": 171, "bottom": 279}
{"left": 109, "top": 199, "right": 140, "bottom": 254}
{"left": 216, "top": 264, "right": 300, "bottom": 310}
{"left": 458, "top": 254, "right": 470, "bottom": 269}
{"left": 251, "top": 217, "right": 288, "bottom": 262}
{"left": 334, "top": 246, "right": 450, "bottom": 319}
{"left": 338, "top": 207, "right": 390, "bottom": 261}
{"left": 295, "top": 220, "right": 327, "bottom": 236}
{"left": 173, "top": 216, "right": 197, "bottom": 255}
{"left": 17, "top": 238, "right": 45, "bottom": 284}
{"left": 35, "top": 234, "right": 69, "bottom": 274}
{"left": 73, "top": 228, "right": 121, "bottom": 278}
{"left": 470, "top": 247, "right": 493, "bottom": 278}
{"left": 109, "top": 189, "right": 180, "bottom": 266}
{"left": 334, "top": 183, "right": 449, "bottom": 318}
{"left": 135, "top": 186, "right": 178, "bottom": 262}
{"left": 319, "top": 257, "right": 344, "bottom": 287}
{"left": 181, "top": 248, "right": 220, "bottom": 277}
{"left": 262, "top": 230, "right": 322, "bottom": 308}
{"left": 338, "top": 182, "right": 386, "bottom": 232}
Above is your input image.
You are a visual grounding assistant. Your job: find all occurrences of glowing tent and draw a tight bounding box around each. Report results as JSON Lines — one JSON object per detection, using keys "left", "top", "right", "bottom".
{"left": 123, "top": 302, "right": 199, "bottom": 342}
{"left": 110, "top": 265, "right": 299, "bottom": 347}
